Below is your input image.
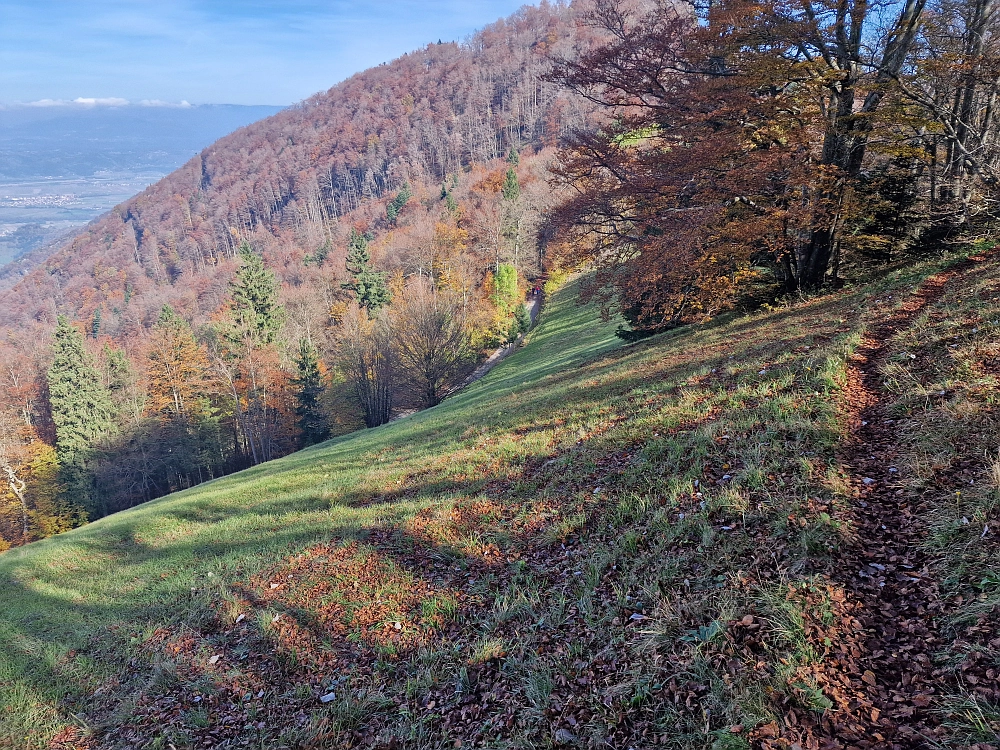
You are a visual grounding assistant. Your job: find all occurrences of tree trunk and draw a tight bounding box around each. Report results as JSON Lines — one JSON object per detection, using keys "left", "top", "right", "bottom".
{"left": 1, "top": 462, "right": 29, "bottom": 540}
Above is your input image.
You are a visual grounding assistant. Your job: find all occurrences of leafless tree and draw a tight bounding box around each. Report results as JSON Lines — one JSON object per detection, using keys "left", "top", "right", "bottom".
{"left": 338, "top": 305, "right": 396, "bottom": 427}
{"left": 393, "top": 277, "right": 473, "bottom": 407}
{"left": 0, "top": 410, "right": 30, "bottom": 541}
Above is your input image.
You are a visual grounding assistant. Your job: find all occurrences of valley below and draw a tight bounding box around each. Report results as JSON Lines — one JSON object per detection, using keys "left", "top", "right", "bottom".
{"left": 0, "top": 103, "right": 282, "bottom": 271}
{"left": 0, "top": 173, "right": 164, "bottom": 267}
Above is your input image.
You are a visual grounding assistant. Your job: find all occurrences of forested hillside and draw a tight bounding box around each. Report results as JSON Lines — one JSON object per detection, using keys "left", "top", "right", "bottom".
{"left": 3, "top": 0, "right": 1000, "bottom": 747}
{"left": 0, "top": 1, "right": 594, "bottom": 543}
{"left": 0, "top": 4, "right": 585, "bottom": 331}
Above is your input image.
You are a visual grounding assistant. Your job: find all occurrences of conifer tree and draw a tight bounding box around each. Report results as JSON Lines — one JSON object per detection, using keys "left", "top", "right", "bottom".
{"left": 47, "top": 316, "right": 115, "bottom": 516}
{"left": 386, "top": 182, "right": 412, "bottom": 224}
{"left": 291, "top": 338, "right": 330, "bottom": 446}
{"left": 501, "top": 168, "right": 524, "bottom": 268}
{"left": 91, "top": 308, "right": 102, "bottom": 339}
{"left": 342, "top": 229, "right": 392, "bottom": 313}
{"left": 220, "top": 244, "right": 290, "bottom": 467}
{"left": 513, "top": 300, "right": 531, "bottom": 334}
{"left": 103, "top": 344, "right": 134, "bottom": 412}
{"left": 502, "top": 168, "right": 520, "bottom": 203}
{"left": 229, "top": 242, "right": 284, "bottom": 345}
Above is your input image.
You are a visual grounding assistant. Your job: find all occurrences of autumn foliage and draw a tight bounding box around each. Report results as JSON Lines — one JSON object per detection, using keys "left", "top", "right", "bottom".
{"left": 0, "top": 3, "right": 587, "bottom": 547}
{"left": 4, "top": 0, "right": 1000, "bottom": 545}
{"left": 550, "top": 0, "right": 1000, "bottom": 335}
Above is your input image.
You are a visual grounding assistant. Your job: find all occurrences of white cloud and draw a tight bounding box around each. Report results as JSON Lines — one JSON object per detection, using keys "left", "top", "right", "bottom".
{"left": 25, "top": 98, "right": 70, "bottom": 107}
{"left": 73, "top": 97, "right": 130, "bottom": 106}
{"left": 22, "top": 97, "right": 132, "bottom": 107}
{"left": 138, "top": 99, "right": 192, "bottom": 108}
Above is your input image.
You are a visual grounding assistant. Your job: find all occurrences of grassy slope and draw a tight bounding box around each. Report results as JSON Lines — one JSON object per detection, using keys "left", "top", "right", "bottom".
{"left": 1, "top": 265, "right": 997, "bottom": 749}
{"left": 0, "top": 278, "right": 625, "bottom": 747}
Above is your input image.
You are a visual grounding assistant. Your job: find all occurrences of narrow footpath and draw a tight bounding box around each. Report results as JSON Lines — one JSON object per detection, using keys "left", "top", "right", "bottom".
{"left": 812, "top": 254, "right": 994, "bottom": 749}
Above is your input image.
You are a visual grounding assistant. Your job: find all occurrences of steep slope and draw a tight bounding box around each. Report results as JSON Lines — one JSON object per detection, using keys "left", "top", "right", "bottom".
{"left": 0, "top": 1, "right": 599, "bottom": 536}
{"left": 3, "top": 253, "right": 998, "bottom": 749}
{"left": 0, "top": 3, "right": 587, "bottom": 334}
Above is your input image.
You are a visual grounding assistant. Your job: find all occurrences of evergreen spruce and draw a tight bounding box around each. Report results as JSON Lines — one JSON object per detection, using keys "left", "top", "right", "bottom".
{"left": 386, "top": 182, "right": 412, "bottom": 224}
{"left": 91, "top": 308, "right": 102, "bottom": 338}
{"left": 514, "top": 301, "right": 531, "bottom": 334}
{"left": 342, "top": 229, "right": 392, "bottom": 313}
{"left": 305, "top": 239, "right": 333, "bottom": 267}
{"left": 291, "top": 339, "right": 330, "bottom": 446}
{"left": 103, "top": 344, "right": 134, "bottom": 412}
{"left": 502, "top": 167, "right": 520, "bottom": 203}
{"left": 47, "top": 316, "right": 116, "bottom": 517}
{"left": 506, "top": 147, "right": 520, "bottom": 166}
{"left": 229, "top": 242, "right": 285, "bottom": 345}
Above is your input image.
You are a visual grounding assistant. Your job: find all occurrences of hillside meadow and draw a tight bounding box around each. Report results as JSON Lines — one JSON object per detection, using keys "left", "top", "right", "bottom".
{"left": 1, "top": 265, "right": 998, "bottom": 748}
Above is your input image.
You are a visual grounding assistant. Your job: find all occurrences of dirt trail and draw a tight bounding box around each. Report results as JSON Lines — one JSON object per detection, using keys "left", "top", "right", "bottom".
{"left": 816, "top": 254, "right": 992, "bottom": 749}
{"left": 452, "top": 297, "right": 542, "bottom": 392}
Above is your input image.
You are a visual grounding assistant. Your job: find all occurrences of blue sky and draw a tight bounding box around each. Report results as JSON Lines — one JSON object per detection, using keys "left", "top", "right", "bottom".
{"left": 0, "top": 1, "right": 529, "bottom": 106}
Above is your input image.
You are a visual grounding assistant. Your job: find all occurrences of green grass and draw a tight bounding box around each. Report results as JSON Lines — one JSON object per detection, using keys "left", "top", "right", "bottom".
{"left": 1, "top": 259, "right": 996, "bottom": 749}
{"left": 0, "top": 277, "right": 625, "bottom": 747}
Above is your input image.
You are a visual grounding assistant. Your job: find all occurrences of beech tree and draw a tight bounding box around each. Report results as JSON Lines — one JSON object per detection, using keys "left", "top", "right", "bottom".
{"left": 147, "top": 306, "right": 214, "bottom": 419}
{"left": 492, "top": 263, "right": 519, "bottom": 314}
{"left": 338, "top": 305, "right": 395, "bottom": 428}
{"left": 550, "top": 0, "right": 932, "bottom": 334}
{"left": 143, "top": 306, "right": 222, "bottom": 490}
{"left": 901, "top": 0, "right": 1000, "bottom": 223}
{"left": 0, "top": 409, "right": 30, "bottom": 542}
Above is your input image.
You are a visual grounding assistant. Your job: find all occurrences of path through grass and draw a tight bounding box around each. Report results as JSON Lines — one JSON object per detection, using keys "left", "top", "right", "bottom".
{"left": 1, "top": 261, "right": 997, "bottom": 749}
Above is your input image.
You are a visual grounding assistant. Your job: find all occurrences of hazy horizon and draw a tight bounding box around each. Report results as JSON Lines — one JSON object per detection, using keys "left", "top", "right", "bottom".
{"left": 0, "top": 102, "right": 286, "bottom": 268}
{"left": 0, "top": 99, "right": 285, "bottom": 109}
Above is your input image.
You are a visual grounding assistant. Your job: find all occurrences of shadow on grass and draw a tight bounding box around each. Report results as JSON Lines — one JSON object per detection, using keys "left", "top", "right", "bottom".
{"left": 0, "top": 276, "right": 881, "bottom": 746}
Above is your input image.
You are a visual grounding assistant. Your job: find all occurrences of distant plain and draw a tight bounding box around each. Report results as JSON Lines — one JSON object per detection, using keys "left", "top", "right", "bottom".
{"left": 0, "top": 104, "right": 283, "bottom": 267}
